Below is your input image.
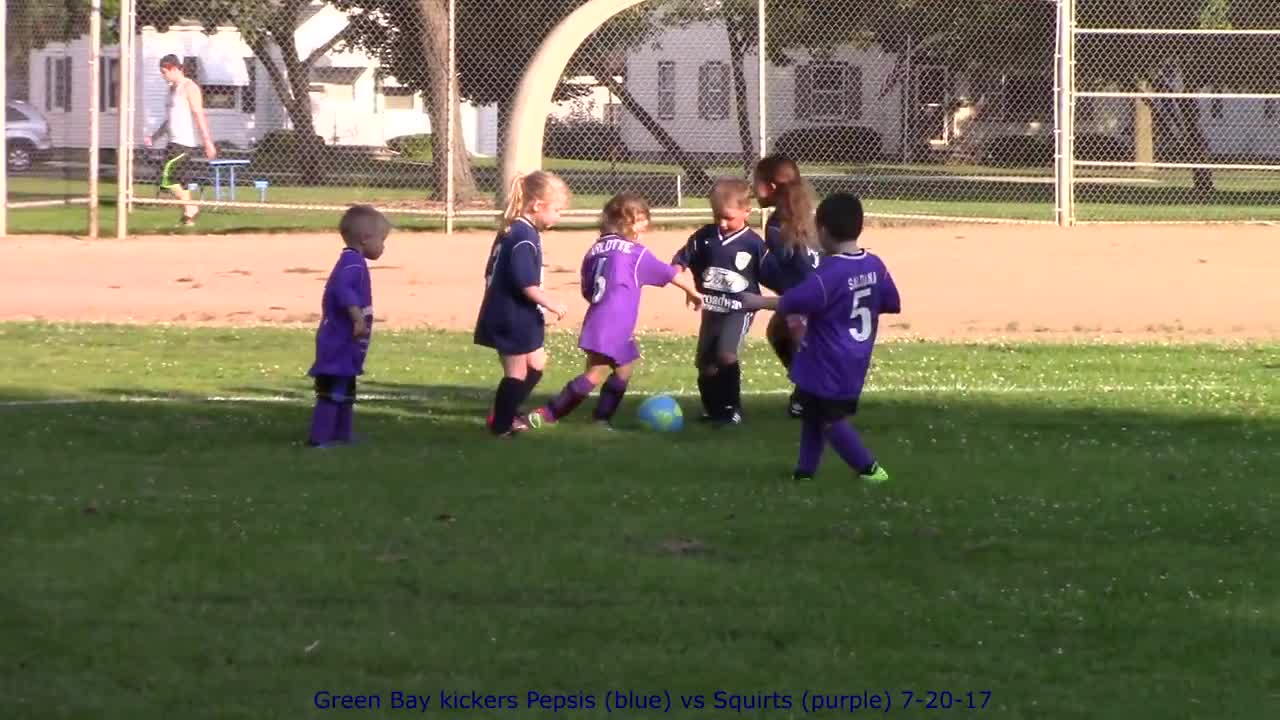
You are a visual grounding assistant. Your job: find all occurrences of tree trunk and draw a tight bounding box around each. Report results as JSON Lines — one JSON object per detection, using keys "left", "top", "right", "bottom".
{"left": 725, "top": 18, "right": 755, "bottom": 177}
{"left": 272, "top": 27, "right": 326, "bottom": 185}
{"left": 1133, "top": 82, "right": 1155, "bottom": 170}
{"left": 588, "top": 69, "right": 710, "bottom": 191}
{"left": 418, "top": 0, "right": 479, "bottom": 204}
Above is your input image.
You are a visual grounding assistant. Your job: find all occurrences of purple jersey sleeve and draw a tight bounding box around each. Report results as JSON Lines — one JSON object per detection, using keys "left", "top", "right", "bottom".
{"left": 334, "top": 264, "right": 363, "bottom": 309}
{"left": 880, "top": 269, "right": 902, "bottom": 314}
{"left": 636, "top": 247, "right": 679, "bottom": 288}
{"left": 777, "top": 272, "right": 828, "bottom": 316}
{"left": 510, "top": 240, "right": 541, "bottom": 290}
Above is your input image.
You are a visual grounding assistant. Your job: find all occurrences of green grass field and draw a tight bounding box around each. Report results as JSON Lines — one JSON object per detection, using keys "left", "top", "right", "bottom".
{"left": 2, "top": 323, "right": 1277, "bottom": 718}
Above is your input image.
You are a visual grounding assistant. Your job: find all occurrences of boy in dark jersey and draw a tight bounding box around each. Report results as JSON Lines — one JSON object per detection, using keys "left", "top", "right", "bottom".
{"left": 306, "top": 205, "right": 391, "bottom": 447}
{"left": 742, "top": 192, "right": 900, "bottom": 482}
{"left": 672, "top": 178, "right": 768, "bottom": 426}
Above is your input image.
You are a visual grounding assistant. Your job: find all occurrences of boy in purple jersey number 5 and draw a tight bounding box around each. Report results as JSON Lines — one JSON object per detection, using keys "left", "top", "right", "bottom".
{"left": 306, "top": 205, "right": 391, "bottom": 447}
{"left": 529, "top": 193, "right": 701, "bottom": 428}
{"left": 741, "top": 193, "right": 900, "bottom": 483}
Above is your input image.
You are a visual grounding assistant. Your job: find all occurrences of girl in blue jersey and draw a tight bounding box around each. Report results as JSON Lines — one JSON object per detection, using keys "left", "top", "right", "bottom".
{"left": 475, "top": 171, "right": 571, "bottom": 437}
{"left": 755, "top": 154, "right": 820, "bottom": 418}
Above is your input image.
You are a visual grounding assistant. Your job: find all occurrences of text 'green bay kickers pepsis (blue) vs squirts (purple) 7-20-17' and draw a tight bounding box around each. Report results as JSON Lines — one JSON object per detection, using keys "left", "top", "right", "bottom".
{"left": 312, "top": 688, "right": 996, "bottom": 713}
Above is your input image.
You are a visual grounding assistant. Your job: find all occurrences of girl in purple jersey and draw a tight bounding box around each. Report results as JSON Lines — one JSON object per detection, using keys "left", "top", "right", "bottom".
{"left": 528, "top": 194, "right": 701, "bottom": 429}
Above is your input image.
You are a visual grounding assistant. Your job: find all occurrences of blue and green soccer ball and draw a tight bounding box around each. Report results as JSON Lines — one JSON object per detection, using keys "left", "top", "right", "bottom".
{"left": 637, "top": 394, "right": 684, "bottom": 432}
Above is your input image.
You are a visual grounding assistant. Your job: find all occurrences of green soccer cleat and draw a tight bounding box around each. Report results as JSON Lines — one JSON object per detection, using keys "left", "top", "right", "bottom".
{"left": 859, "top": 463, "right": 890, "bottom": 484}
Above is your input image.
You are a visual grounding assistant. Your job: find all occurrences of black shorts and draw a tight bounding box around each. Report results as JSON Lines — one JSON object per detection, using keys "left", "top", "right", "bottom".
{"left": 795, "top": 389, "right": 859, "bottom": 423}
{"left": 314, "top": 375, "right": 357, "bottom": 404}
{"left": 695, "top": 310, "right": 754, "bottom": 369}
{"left": 160, "top": 144, "right": 196, "bottom": 189}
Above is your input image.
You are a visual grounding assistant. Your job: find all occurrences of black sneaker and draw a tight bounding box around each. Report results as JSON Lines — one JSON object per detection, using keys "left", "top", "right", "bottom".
{"left": 791, "top": 470, "right": 815, "bottom": 481}
{"left": 711, "top": 409, "right": 743, "bottom": 429}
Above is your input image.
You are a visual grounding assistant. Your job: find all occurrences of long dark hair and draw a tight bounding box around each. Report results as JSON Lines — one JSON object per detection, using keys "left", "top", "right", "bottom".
{"left": 755, "top": 154, "right": 816, "bottom": 251}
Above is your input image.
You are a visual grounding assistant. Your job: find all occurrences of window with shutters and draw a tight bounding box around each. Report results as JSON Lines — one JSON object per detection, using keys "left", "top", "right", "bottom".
{"left": 1265, "top": 99, "right": 1277, "bottom": 121}
{"left": 100, "top": 58, "right": 120, "bottom": 111}
{"left": 183, "top": 56, "right": 200, "bottom": 81}
{"left": 657, "top": 61, "right": 676, "bottom": 120}
{"left": 698, "top": 61, "right": 730, "bottom": 120}
{"left": 48, "top": 56, "right": 72, "bottom": 112}
{"left": 795, "top": 61, "right": 859, "bottom": 123}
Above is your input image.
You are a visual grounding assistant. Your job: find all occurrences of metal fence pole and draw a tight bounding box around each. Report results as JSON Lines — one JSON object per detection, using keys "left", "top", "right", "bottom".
{"left": 116, "top": 0, "right": 132, "bottom": 238}
{"left": 0, "top": 0, "right": 8, "bottom": 237}
{"left": 446, "top": 0, "right": 456, "bottom": 235}
{"left": 756, "top": 0, "right": 767, "bottom": 162}
{"left": 1054, "top": 0, "right": 1077, "bottom": 227}
{"left": 89, "top": 0, "right": 103, "bottom": 238}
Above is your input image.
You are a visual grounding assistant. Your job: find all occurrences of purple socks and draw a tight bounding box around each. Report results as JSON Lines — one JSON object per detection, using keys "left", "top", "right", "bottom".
{"left": 546, "top": 373, "right": 630, "bottom": 422}
{"left": 795, "top": 416, "right": 876, "bottom": 477}
{"left": 308, "top": 399, "right": 340, "bottom": 446}
{"left": 548, "top": 375, "right": 598, "bottom": 420}
{"left": 593, "top": 375, "right": 629, "bottom": 421}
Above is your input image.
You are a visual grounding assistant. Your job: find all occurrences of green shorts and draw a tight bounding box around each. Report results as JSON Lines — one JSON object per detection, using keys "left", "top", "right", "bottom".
{"left": 160, "top": 144, "right": 195, "bottom": 190}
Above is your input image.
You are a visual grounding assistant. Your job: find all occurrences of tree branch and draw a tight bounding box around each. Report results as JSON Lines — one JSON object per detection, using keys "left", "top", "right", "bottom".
{"left": 303, "top": 16, "right": 368, "bottom": 69}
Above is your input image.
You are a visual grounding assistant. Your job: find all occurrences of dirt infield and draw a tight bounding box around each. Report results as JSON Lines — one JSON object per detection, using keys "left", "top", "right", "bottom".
{"left": 2, "top": 223, "right": 1278, "bottom": 341}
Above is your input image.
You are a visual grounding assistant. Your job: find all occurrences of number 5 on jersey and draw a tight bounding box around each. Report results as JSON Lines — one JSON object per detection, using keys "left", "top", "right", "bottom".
{"left": 849, "top": 288, "right": 872, "bottom": 342}
{"left": 590, "top": 257, "right": 608, "bottom": 304}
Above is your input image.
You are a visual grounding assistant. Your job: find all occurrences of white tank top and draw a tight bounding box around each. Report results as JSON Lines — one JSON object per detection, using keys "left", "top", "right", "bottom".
{"left": 167, "top": 78, "right": 198, "bottom": 147}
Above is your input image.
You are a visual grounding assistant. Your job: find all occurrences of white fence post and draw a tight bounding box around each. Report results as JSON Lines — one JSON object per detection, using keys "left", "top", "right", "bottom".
{"left": 1054, "top": 0, "right": 1077, "bottom": 227}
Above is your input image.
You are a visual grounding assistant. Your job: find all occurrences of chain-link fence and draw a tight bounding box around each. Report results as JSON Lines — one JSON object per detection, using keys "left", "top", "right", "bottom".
{"left": 2, "top": 0, "right": 108, "bottom": 236}
{"left": 3, "top": 1, "right": 1277, "bottom": 236}
{"left": 1071, "top": 0, "right": 1280, "bottom": 223}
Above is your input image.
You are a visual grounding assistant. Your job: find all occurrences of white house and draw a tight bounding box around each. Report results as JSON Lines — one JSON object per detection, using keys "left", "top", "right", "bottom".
{"left": 620, "top": 20, "right": 1280, "bottom": 162}
{"left": 28, "top": 5, "right": 501, "bottom": 156}
{"left": 620, "top": 22, "right": 905, "bottom": 159}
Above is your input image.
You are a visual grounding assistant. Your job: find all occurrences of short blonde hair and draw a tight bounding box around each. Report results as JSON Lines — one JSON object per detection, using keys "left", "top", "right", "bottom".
{"left": 600, "top": 193, "right": 651, "bottom": 240}
{"left": 709, "top": 177, "right": 752, "bottom": 214}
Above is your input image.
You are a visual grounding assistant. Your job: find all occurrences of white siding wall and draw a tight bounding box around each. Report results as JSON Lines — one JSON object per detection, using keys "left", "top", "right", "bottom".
{"left": 621, "top": 22, "right": 904, "bottom": 158}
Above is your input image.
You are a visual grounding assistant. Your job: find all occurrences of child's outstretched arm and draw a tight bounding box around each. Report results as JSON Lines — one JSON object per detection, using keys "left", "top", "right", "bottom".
{"left": 523, "top": 285, "right": 568, "bottom": 320}
{"left": 737, "top": 292, "right": 780, "bottom": 312}
{"left": 669, "top": 268, "right": 702, "bottom": 311}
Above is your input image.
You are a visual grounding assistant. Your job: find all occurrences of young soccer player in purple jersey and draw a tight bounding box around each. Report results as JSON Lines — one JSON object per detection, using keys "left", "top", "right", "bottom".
{"left": 527, "top": 194, "right": 701, "bottom": 429}
{"left": 306, "top": 205, "right": 391, "bottom": 448}
{"left": 741, "top": 192, "right": 900, "bottom": 483}
{"left": 672, "top": 178, "right": 768, "bottom": 427}
{"left": 474, "top": 171, "right": 571, "bottom": 438}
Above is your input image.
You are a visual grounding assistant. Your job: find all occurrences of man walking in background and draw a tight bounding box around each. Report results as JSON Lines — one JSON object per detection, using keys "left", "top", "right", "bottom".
{"left": 145, "top": 54, "right": 217, "bottom": 226}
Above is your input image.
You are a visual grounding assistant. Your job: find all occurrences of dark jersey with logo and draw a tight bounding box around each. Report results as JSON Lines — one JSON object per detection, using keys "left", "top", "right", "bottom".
{"left": 671, "top": 224, "right": 767, "bottom": 314}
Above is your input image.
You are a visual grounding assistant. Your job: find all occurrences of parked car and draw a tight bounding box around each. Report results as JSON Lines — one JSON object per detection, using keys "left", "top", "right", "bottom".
{"left": 6, "top": 100, "right": 53, "bottom": 172}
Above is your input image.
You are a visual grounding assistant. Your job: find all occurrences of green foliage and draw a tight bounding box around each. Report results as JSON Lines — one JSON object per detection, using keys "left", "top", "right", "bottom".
{"left": 386, "top": 133, "right": 434, "bottom": 161}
